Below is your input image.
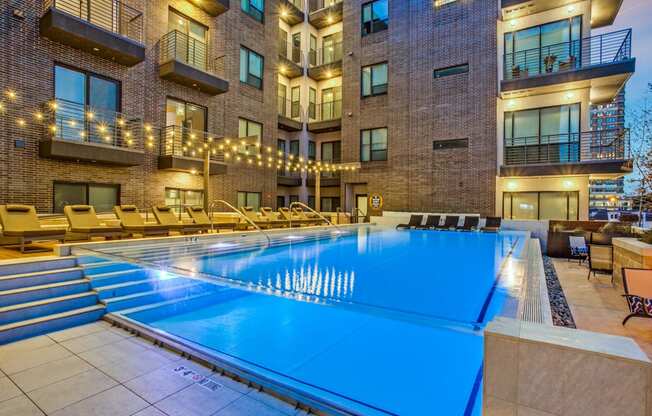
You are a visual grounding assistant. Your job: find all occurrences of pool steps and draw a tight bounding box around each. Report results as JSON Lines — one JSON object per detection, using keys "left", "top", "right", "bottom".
{"left": 0, "top": 255, "right": 233, "bottom": 345}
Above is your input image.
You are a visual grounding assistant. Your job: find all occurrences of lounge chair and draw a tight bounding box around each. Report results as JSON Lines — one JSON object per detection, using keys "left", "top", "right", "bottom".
{"left": 587, "top": 244, "right": 613, "bottom": 284}
{"left": 185, "top": 206, "right": 239, "bottom": 231}
{"left": 240, "top": 206, "right": 276, "bottom": 229}
{"left": 278, "top": 207, "right": 308, "bottom": 227}
{"left": 260, "top": 207, "right": 289, "bottom": 228}
{"left": 113, "top": 205, "right": 169, "bottom": 237}
{"left": 622, "top": 268, "right": 652, "bottom": 325}
{"left": 396, "top": 214, "right": 424, "bottom": 230}
{"left": 569, "top": 236, "right": 588, "bottom": 264}
{"left": 153, "top": 205, "right": 209, "bottom": 234}
{"left": 0, "top": 205, "right": 67, "bottom": 252}
{"left": 481, "top": 217, "right": 501, "bottom": 232}
{"left": 435, "top": 216, "right": 459, "bottom": 230}
{"left": 416, "top": 215, "right": 441, "bottom": 230}
{"left": 457, "top": 216, "right": 479, "bottom": 231}
{"left": 64, "top": 205, "right": 123, "bottom": 240}
{"left": 291, "top": 207, "right": 325, "bottom": 226}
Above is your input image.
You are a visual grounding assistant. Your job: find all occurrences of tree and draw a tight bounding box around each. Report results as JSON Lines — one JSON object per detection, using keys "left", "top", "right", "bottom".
{"left": 627, "top": 83, "right": 652, "bottom": 221}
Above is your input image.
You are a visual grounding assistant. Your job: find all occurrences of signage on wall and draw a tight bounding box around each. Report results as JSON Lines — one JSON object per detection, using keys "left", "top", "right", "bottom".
{"left": 368, "top": 193, "right": 384, "bottom": 217}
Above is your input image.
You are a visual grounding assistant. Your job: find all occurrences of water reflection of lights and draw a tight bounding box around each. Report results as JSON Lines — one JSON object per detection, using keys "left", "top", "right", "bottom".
{"left": 255, "top": 265, "right": 356, "bottom": 301}
{"left": 156, "top": 270, "right": 175, "bottom": 280}
{"left": 208, "top": 242, "right": 239, "bottom": 249}
{"left": 284, "top": 235, "right": 304, "bottom": 240}
{"left": 500, "top": 257, "right": 520, "bottom": 290}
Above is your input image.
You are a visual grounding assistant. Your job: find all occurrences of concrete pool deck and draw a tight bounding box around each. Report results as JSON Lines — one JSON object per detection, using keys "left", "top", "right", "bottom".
{"left": 0, "top": 321, "right": 309, "bottom": 416}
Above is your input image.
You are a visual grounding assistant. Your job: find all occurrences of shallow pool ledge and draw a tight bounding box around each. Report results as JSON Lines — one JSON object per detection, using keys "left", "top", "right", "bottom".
{"left": 484, "top": 317, "right": 652, "bottom": 416}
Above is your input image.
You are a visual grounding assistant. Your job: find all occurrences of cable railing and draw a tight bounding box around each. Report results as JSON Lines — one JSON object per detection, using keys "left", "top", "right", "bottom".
{"left": 44, "top": 98, "right": 142, "bottom": 149}
{"left": 310, "top": 100, "right": 342, "bottom": 122}
{"left": 504, "top": 29, "right": 632, "bottom": 80}
{"left": 160, "top": 125, "right": 224, "bottom": 162}
{"left": 43, "top": 0, "right": 143, "bottom": 43}
{"left": 160, "top": 30, "right": 210, "bottom": 71}
{"left": 308, "top": 0, "right": 342, "bottom": 13}
{"left": 277, "top": 97, "right": 304, "bottom": 121}
{"left": 308, "top": 41, "right": 343, "bottom": 67}
{"left": 209, "top": 199, "right": 271, "bottom": 246}
{"left": 278, "top": 42, "right": 304, "bottom": 67}
{"left": 503, "top": 129, "right": 630, "bottom": 166}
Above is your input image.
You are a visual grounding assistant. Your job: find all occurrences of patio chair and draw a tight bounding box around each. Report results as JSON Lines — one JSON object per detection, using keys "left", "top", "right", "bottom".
{"left": 435, "top": 216, "right": 459, "bottom": 230}
{"left": 185, "top": 206, "right": 239, "bottom": 232}
{"left": 240, "top": 206, "right": 275, "bottom": 229}
{"left": 64, "top": 205, "right": 123, "bottom": 240}
{"left": 622, "top": 268, "right": 652, "bottom": 325}
{"left": 278, "top": 207, "right": 308, "bottom": 227}
{"left": 113, "top": 205, "right": 169, "bottom": 238}
{"left": 396, "top": 215, "right": 423, "bottom": 230}
{"left": 153, "top": 205, "right": 209, "bottom": 234}
{"left": 291, "top": 207, "right": 325, "bottom": 226}
{"left": 260, "top": 207, "right": 289, "bottom": 228}
{"left": 587, "top": 244, "right": 614, "bottom": 284}
{"left": 416, "top": 215, "right": 440, "bottom": 230}
{"left": 481, "top": 217, "right": 501, "bottom": 232}
{"left": 0, "top": 205, "right": 67, "bottom": 252}
{"left": 457, "top": 216, "right": 479, "bottom": 231}
{"left": 569, "top": 235, "right": 588, "bottom": 264}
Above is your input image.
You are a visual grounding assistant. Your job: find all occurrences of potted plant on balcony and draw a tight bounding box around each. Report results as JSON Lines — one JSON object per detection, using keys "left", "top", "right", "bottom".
{"left": 543, "top": 55, "right": 557, "bottom": 73}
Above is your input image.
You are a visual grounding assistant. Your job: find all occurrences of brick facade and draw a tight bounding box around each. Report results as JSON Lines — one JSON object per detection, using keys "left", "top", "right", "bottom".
{"left": 0, "top": 0, "right": 499, "bottom": 216}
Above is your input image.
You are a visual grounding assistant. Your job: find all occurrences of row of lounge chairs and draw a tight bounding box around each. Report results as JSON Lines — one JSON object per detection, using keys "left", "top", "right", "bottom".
{"left": 396, "top": 214, "right": 501, "bottom": 232}
{"left": 0, "top": 204, "right": 329, "bottom": 252}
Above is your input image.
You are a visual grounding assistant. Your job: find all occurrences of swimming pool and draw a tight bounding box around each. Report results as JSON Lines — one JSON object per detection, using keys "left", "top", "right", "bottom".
{"left": 76, "top": 226, "right": 528, "bottom": 415}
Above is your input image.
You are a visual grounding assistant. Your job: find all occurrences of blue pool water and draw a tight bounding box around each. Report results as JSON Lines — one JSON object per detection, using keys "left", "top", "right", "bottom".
{"left": 105, "top": 227, "right": 526, "bottom": 415}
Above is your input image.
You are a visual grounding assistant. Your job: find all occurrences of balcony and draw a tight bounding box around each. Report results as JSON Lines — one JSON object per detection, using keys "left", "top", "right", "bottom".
{"left": 277, "top": 169, "right": 302, "bottom": 187}
{"left": 158, "top": 126, "right": 227, "bottom": 175}
{"left": 306, "top": 169, "right": 340, "bottom": 187}
{"left": 39, "top": 0, "right": 145, "bottom": 66}
{"left": 307, "top": 42, "right": 343, "bottom": 80}
{"left": 279, "top": 0, "right": 305, "bottom": 25}
{"left": 159, "top": 30, "right": 229, "bottom": 96}
{"left": 278, "top": 42, "right": 304, "bottom": 79}
{"left": 502, "top": 29, "right": 634, "bottom": 104}
{"left": 501, "top": 129, "right": 632, "bottom": 177}
{"left": 501, "top": 0, "right": 624, "bottom": 29}
{"left": 307, "top": 100, "right": 342, "bottom": 133}
{"left": 39, "top": 99, "right": 144, "bottom": 166}
{"left": 187, "top": 0, "right": 229, "bottom": 16}
{"left": 278, "top": 98, "right": 303, "bottom": 131}
{"left": 308, "top": 0, "right": 343, "bottom": 29}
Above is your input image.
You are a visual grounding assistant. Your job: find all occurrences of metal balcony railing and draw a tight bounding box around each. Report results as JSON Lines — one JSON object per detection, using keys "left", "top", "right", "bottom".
{"left": 160, "top": 125, "right": 224, "bottom": 162}
{"left": 44, "top": 99, "right": 142, "bottom": 149}
{"left": 308, "top": 0, "right": 342, "bottom": 13}
{"left": 277, "top": 97, "right": 304, "bottom": 121}
{"left": 278, "top": 42, "right": 304, "bottom": 67}
{"left": 310, "top": 100, "right": 342, "bottom": 122}
{"left": 277, "top": 168, "right": 302, "bottom": 178}
{"left": 308, "top": 41, "right": 343, "bottom": 67}
{"left": 503, "top": 129, "right": 629, "bottom": 166}
{"left": 44, "top": 0, "right": 143, "bottom": 43}
{"left": 504, "top": 29, "right": 632, "bottom": 80}
{"left": 319, "top": 159, "right": 341, "bottom": 178}
{"left": 160, "top": 30, "right": 212, "bottom": 71}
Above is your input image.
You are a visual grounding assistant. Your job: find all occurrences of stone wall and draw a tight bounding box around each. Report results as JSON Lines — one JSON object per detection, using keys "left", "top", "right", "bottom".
{"left": 613, "top": 238, "right": 652, "bottom": 288}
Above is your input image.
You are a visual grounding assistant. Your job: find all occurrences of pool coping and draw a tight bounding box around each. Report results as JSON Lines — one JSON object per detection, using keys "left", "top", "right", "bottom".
{"left": 79, "top": 227, "right": 545, "bottom": 415}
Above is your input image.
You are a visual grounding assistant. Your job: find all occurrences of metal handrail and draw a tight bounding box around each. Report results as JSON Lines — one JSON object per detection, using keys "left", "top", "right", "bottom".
{"left": 352, "top": 207, "right": 367, "bottom": 224}
{"left": 289, "top": 201, "right": 341, "bottom": 233}
{"left": 209, "top": 200, "right": 271, "bottom": 246}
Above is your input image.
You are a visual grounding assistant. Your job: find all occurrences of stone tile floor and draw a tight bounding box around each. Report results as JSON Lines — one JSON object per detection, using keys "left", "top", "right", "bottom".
{"left": 0, "top": 321, "right": 310, "bottom": 416}
{"left": 552, "top": 259, "right": 652, "bottom": 358}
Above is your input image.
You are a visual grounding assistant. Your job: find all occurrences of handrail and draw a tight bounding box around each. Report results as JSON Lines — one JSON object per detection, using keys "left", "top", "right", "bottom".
{"left": 352, "top": 207, "right": 367, "bottom": 224}
{"left": 289, "top": 201, "right": 342, "bottom": 233}
{"left": 209, "top": 200, "right": 271, "bottom": 246}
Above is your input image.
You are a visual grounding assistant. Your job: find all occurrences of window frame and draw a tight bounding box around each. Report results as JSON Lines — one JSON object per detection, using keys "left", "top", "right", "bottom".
{"left": 238, "top": 117, "right": 263, "bottom": 154}
{"left": 237, "top": 191, "right": 262, "bottom": 210}
{"left": 360, "top": 127, "right": 388, "bottom": 162}
{"left": 433, "top": 63, "right": 469, "bottom": 79}
{"left": 241, "top": 0, "right": 264, "bottom": 22}
{"left": 361, "top": 0, "right": 388, "bottom": 36}
{"left": 502, "top": 191, "right": 579, "bottom": 220}
{"left": 361, "top": 62, "right": 388, "bottom": 98}
{"left": 165, "top": 187, "right": 204, "bottom": 213}
{"left": 52, "top": 181, "right": 121, "bottom": 214}
{"left": 53, "top": 63, "right": 122, "bottom": 111}
{"left": 240, "top": 46, "right": 264, "bottom": 89}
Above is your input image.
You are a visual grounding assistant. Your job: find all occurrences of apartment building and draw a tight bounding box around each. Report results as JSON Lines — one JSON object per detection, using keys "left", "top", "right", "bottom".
{"left": 0, "top": 0, "right": 634, "bottom": 220}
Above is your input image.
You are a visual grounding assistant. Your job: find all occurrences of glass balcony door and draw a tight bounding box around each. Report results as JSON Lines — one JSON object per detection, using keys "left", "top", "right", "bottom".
{"left": 322, "top": 32, "right": 342, "bottom": 65}
{"left": 165, "top": 98, "right": 207, "bottom": 156}
{"left": 168, "top": 9, "right": 207, "bottom": 70}
{"left": 321, "top": 87, "right": 341, "bottom": 120}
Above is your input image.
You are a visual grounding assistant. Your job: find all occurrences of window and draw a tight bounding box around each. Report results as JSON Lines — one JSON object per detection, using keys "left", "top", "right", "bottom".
{"left": 165, "top": 188, "right": 203, "bottom": 213}
{"left": 503, "top": 191, "right": 579, "bottom": 220}
{"left": 54, "top": 65, "right": 120, "bottom": 143}
{"left": 434, "top": 64, "right": 469, "bottom": 78}
{"left": 321, "top": 197, "right": 341, "bottom": 212}
{"left": 289, "top": 195, "right": 299, "bottom": 204}
{"left": 290, "top": 140, "right": 300, "bottom": 157}
{"left": 276, "top": 195, "right": 286, "bottom": 209}
{"left": 308, "top": 196, "right": 315, "bottom": 209}
{"left": 361, "top": 62, "right": 388, "bottom": 97}
{"left": 241, "top": 0, "right": 264, "bottom": 22}
{"left": 308, "top": 141, "right": 316, "bottom": 160}
{"left": 166, "top": 98, "right": 207, "bottom": 131}
{"left": 240, "top": 47, "right": 264, "bottom": 89}
{"left": 309, "top": 35, "right": 317, "bottom": 66}
{"left": 278, "top": 83, "right": 287, "bottom": 117}
{"left": 309, "top": 87, "right": 316, "bottom": 119}
{"left": 322, "top": 33, "right": 343, "bottom": 65}
{"left": 433, "top": 138, "right": 468, "bottom": 150}
{"left": 277, "top": 139, "right": 286, "bottom": 154}
{"left": 53, "top": 182, "right": 119, "bottom": 214}
{"left": 237, "top": 192, "right": 261, "bottom": 210}
{"left": 361, "top": 128, "right": 387, "bottom": 161}
{"left": 434, "top": 0, "right": 458, "bottom": 6}
{"left": 238, "top": 118, "right": 262, "bottom": 153}
{"left": 291, "top": 86, "right": 300, "bottom": 119}
{"left": 321, "top": 141, "right": 341, "bottom": 162}
{"left": 361, "top": 0, "right": 388, "bottom": 36}
{"left": 321, "top": 87, "right": 342, "bottom": 121}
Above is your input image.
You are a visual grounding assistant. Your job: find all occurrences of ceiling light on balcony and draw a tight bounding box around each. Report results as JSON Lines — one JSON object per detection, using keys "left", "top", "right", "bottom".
{"left": 567, "top": 5, "right": 576, "bottom": 13}
{"left": 563, "top": 180, "right": 574, "bottom": 189}
{"left": 281, "top": 8, "right": 288, "bottom": 17}
{"left": 93, "top": 47, "right": 100, "bottom": 52}
{"left": 506, "top": 181, "right": 517, "bottom": 190}
{"left": 327, "top": 16, "right": 333, "bottom": 23}
{"left": 279, "top": 66, "right": 286, "bottom": 74}
{"left": 507, "top": 100, "right": 516, "bottom": 108}
{"left": 565, "top": 92, "right": 575, "bottom": 100}
{"left": 191, "top": 169, "right": 197, "bottom": 175}
{"left": 509, "top": 20, "right": 517, "bottom": 27}
{"left": 326, "top": 71, "right": 332, "bottom": 78}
